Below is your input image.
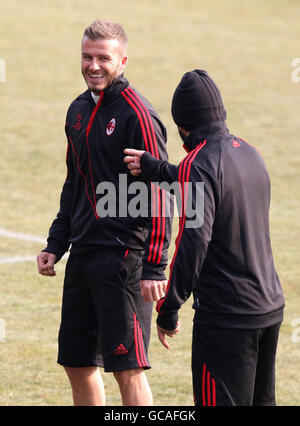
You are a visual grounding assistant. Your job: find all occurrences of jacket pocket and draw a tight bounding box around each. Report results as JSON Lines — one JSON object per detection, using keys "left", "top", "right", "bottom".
{"left": 117, "top": 248, "right": 142, "bottom": 289}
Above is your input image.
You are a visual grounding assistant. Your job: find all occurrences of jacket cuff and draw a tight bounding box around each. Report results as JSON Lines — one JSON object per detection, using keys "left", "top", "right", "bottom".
{"left": 156, "top": 311, "right": 178, "bottom": 331}
{"left": 141, "top": 261, "right": 167, "bottom": 281}
{"left": 42, "top": 238, "right": 69, "bottom": 263}
{"left": 140, "top": 151, "right": 161, "bottom": 180}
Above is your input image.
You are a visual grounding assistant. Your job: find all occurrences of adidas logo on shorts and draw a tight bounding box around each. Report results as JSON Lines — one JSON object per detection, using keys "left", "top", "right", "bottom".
{"left": 113, "top": 343, "right": 128, "bottom": 355}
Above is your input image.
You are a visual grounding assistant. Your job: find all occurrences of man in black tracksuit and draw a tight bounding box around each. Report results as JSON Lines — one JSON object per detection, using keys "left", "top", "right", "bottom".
{"left": 125, "top": 70, "right": 285, "bottom": 406}
{"left": 36, "top": 20, "right": 172, "bottom": 406}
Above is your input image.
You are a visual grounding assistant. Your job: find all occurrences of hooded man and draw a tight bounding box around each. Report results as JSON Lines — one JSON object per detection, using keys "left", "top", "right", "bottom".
{"left": 124, "top": 69, "right": 285, "bottom": 406}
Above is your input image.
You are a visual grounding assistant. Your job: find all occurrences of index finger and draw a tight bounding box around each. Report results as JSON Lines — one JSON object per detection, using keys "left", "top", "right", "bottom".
{"left": 124, "top": 148, "right": 144, "bottom": 157}
{"left": 157, "top": 326, "right": 170, "bottom": 350}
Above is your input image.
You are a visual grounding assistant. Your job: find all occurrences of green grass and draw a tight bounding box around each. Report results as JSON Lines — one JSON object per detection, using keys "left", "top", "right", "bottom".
{"left": 1, "top": 0, "right": 300, "bottom": 406}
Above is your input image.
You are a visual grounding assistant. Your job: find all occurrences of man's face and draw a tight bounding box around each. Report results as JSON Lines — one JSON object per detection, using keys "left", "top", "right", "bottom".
{"left": 81, "top": 36, "right": 128, "bottom": 94}
{"left": 178, "top": 127, "right": 190, "bottom": 142}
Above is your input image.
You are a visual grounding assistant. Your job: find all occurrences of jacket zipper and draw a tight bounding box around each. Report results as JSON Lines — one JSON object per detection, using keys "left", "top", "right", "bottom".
{"left": 85, "top": 91, "right": 104, "bottom": 219}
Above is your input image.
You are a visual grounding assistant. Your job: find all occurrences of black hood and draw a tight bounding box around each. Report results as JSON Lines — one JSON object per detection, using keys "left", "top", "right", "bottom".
{"left": 183, "top": 121, "right": 229, "bottom": 152}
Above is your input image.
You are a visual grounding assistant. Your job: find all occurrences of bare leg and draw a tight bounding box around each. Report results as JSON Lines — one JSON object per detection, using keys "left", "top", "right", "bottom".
{"left": 113, "top": 368, "right": 153, "bottom": 406}
{"left": 64, "top": 366, "right": 105, "bottom": 406}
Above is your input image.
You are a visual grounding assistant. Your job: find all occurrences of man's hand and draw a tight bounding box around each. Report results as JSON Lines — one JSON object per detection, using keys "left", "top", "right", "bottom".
{"left": 124, "top": 148, "right": 145, "bottom": 176}
{"left": 37, "top": 251, "right": 57, "bottom": 277}
{"left": 157, "top": 323, "right": 181, "bottom": 350}
{"left": 140, "top": 279, "right": 167, "bottom": 303}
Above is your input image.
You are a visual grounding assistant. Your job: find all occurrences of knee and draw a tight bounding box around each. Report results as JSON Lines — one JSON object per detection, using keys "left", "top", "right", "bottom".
{"left": 113, "top": 368, "right": 143, "bottom": 388}
{"left": 64, "top": 366, "right": 99, "bottom": 388}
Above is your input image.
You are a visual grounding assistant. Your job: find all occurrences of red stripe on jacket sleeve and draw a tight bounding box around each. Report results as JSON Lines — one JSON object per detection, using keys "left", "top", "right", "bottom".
{"left": 121, "top": 88, "right": 166, "bottom": 264}
{"left": 121, "top": 90, "right": 150, "bottom": 152}
{"left": 148, "top": 183, "right": 157, "bottom": 263}
{"left": 156, "top": 189, "right": 166, "bottom": 264}
{"left": 158, "top": 141, "right": 207, "bottom": 308}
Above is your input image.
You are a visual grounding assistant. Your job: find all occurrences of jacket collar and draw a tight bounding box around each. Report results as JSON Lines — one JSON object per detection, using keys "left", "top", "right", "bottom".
{"left": 183, "top": 121, "right": 229, "bottom": 152}
{"left": 86, "top": 73, "right": 129, "bottom": 106}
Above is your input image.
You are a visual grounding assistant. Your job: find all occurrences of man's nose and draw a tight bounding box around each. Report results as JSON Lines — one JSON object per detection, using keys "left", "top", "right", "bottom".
{"left": 89, "top": 59, "right": 100, "bottom": 71}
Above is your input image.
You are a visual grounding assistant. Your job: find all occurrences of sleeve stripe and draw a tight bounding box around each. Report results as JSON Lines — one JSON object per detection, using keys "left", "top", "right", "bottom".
{"left": 125, "top": 87, "right": 157, "bottom": 158}
{"left": 156, "top": 189, "right": 166, "bottom": 264}
{"left": 148, "top": 183, "right": 157, "bottom": 263}
{"left": 121, "top": 88, "right": 166, "bottom": 264}
{"left": 126, "top": 87, "right": 159, "bottom": 159}
{"left": 157, "top": 140, "right": 207, "bottom": 313}
{"left": 151, "top": 183, "right": 161, "bottom": 263}
{"left": 121, "top": 89, "right": 150, "bottom": 152}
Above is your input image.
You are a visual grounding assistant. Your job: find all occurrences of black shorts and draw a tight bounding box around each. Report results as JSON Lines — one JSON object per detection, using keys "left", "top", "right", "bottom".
{"left": 192, "top": 322, "right": 281, "bottom": 406}
{"left": 57, "top": 247, "right": 152, "bottom": 372}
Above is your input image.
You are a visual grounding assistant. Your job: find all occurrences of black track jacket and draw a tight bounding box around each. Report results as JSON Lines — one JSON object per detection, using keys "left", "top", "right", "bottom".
{"left": 43, "top": 75, "right": 173, "bottom": 280}
{"left": 140, "top": 121, "right": 284, "bottom": 329}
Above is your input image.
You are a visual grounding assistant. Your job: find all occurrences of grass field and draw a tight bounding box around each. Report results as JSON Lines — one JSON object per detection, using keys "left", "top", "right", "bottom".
{"left": 1, "top": 0, "right": 300, "bottom": 406}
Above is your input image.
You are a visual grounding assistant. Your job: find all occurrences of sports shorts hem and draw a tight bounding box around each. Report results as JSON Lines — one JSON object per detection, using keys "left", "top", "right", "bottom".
{"left": 57, "top": 359, "right": 151, "bottom": 373}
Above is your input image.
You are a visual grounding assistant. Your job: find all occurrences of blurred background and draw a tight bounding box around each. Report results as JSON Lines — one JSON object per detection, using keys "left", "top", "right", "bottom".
{"left": 0, "top": 0, "right": 299, "bottom": 405}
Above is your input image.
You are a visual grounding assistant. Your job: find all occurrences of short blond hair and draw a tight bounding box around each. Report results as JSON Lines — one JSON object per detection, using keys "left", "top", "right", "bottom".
{"left": 83, "top": 20, "right": 128, "bottom": 49}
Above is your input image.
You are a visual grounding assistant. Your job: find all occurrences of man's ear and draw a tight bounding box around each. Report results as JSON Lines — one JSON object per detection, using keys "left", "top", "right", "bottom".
{"left": 120, "top": 55, "right": 128, "bottom": 71}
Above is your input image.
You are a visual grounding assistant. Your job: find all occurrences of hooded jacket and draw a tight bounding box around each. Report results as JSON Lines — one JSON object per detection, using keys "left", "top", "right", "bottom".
{"left": 43, "top": 75, "right": 173, "bottom": 280}
{"left": 140, "top": 121, "right": 285, "bottom": 329}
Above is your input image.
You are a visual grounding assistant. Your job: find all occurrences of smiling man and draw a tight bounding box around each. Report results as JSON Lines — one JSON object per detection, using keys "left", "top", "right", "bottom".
{"left": 81, "top": 32, "right": 128, "bottom": 93}
{"left": 36, "top": 20, "right": 172, "bottom": 406}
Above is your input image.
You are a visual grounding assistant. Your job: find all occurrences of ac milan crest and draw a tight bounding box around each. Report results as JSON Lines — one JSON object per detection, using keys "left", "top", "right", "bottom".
{"left": 106, "top": 118, "right": 116, "bottom": 136}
